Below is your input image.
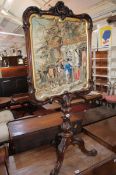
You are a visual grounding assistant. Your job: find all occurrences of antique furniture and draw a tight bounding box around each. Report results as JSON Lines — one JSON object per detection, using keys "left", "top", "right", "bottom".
{"left": 11, "top": 93, "right": 30, "bottom": 104}
{"left": 11, "top": 92, "right": 31, "bottom": 112}
{"left": 102, "top": 82, "right": 116, "bottom": 108}
{"left": 8, "top": 105, "right": 116, "bottom": 154}
{"left": 80, "top": 105, "right": 116, "bottom": 126}
{"left": 0, "top": 66, "right": 28, "bottom": 97}
{"left": 43, "top": 98, "right": 85, "bottom": 111}
{"left": 84, "top": 116, "right": 116, "bottom": 153}
{"left": 2, "top": 56, "right": 24, "bottom": 67}
{"left": 23, "top": 1, "right": 97, "bottom": 174}
{"left": 79, "top": 91, "right": 102, "bottom": 106}
{"left": 0, "top": 110, "right": 14, "bottom": 145}
{"left": 0, "top": 97, "right": 11, "bottom": 109}
{"left": 104, "top": 95, "right": 116, "bottom": 108}
{"left": 92, "top": 51, "right": 108, "bottom": 92}
{"left": 8, "top": 112, "right": 82, "bottom": 154}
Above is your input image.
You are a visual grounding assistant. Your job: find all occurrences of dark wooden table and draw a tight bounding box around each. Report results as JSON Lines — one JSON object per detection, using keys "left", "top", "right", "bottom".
{"left": 11, "top": 93, "right": 30, "bottom": 104}
{"left": 84, "top": 116, "right": 116, "bottom": 153}
{"left": 8, "top": 112, "right": 82, "bottom": 153}
{"left": 82, "top": 93, "right": 102, "bottom": 101}
{"left": 80, "top": 91, "right": 102, "bottom": 105}
{"left": 79, "top": 106, "right": 116, "bottom": 126}
{"left": 0, "top": 97, "right": 11, "bottom": 108}
{"left": 43, "top": 102, "right": 60, "bottom": 110}
{"left": 43, "top": 98, "right": 85, "bottom": 111}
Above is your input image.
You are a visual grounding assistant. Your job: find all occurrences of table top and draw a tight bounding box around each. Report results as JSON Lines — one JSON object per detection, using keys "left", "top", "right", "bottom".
{"left": 80, "top": 106, "right": 116, "bottom": 126}
{"left": 43, "top": 102, "right": 60, "bottom": 110}
{"left": 84, "top": 116, "right": 116, "bottom": 152}
{"left": 0, "top": 97, "right": 11, "bottom": 106}
{"left": 43, "top": 98, "right": 85, "bottom": 110}
{"left": 8, "top": 112, "right": 82, "bottom": 138}
{"left": 81, "top": 92, "right": 102, "bottom": 100}
{"left": 11, "top": 93, "right": 30, "bottom": 104}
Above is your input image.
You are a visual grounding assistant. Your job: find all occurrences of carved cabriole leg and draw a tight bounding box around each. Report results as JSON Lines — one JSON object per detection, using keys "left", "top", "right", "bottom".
{"left": 50, "top": 132, "right": 73, "bottom": 175}
{"left": 72, "top": 136, "right": 97, "bottom": 156}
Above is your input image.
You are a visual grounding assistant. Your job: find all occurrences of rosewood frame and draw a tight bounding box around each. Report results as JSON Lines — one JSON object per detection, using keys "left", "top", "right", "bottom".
{"left": 23, "top": 1, "right": 93, "bottom": 104}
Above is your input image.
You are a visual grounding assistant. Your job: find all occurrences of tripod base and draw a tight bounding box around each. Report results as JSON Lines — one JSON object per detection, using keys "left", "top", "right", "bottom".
{"left": 50, "top": 132, "right": 97, "bottom": 175}
{"left": 50, "top": 94, "right": 97, "bottom": 175}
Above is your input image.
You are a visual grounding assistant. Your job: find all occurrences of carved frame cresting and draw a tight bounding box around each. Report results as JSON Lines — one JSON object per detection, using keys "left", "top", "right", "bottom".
{"left": 23, "top": 1, "right": 93, "bottom": 103}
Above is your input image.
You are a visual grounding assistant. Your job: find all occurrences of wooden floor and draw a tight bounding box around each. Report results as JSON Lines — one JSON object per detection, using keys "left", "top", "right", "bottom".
{"left": 7, "top": 134, "right": 115, "bottom": 175}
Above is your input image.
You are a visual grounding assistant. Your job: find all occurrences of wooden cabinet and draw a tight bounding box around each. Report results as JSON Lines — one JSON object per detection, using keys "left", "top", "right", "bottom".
{"left": 0, "top": 76, "right": 28, "bottom": 97}
{"left": 1, "top": 78, "right": 16, "bottom": 96}
{"left": 0, "top": 66, "right": 27, "bottom": 78}
{"left": 0, "top": 66, "right": 28, "bottom": 97}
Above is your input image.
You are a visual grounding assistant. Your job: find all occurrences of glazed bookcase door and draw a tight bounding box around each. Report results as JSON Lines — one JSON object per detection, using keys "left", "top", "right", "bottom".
{"left": 23, "top": 1, "right": 93, "bottom": 102}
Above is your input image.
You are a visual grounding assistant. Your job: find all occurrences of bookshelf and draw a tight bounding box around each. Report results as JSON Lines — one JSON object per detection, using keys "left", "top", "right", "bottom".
{"left": 92, "top": 50, "right": 108, "bottom": 92}
{"left": 92, "top": 48, "right": 116, "bottom": 93}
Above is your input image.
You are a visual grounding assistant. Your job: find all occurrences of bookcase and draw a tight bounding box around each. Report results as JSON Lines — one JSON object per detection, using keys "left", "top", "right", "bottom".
{"left": 92, "top": 23, "right": 116, "bottom": 93}
{"left": 92, "top": 48, "right": 116, "bottom": 93}
{"left": 92, "top": 50, "right": 108, "bottom": 92}
{"left": 108, "top": 47, "right": 116, "bottom": 84}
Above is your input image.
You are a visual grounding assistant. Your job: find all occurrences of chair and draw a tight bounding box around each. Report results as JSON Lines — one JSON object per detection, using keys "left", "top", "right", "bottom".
{"left": 80, "top": 90, "right": 102, "bottom": 107}
{"left": 0, "top": 110, "right": 14, "bottom": 145}
{"left": 79, "top": 80, "right": 102, "bottom": 106}
{"left": 11, "top": 93, "right": 30, "bottom": 105}
{"left": 102, "top": 82, "right": 116, "bottom": 108}
{"left": 10, "top": 93, "right": 35, "bottom": 117}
